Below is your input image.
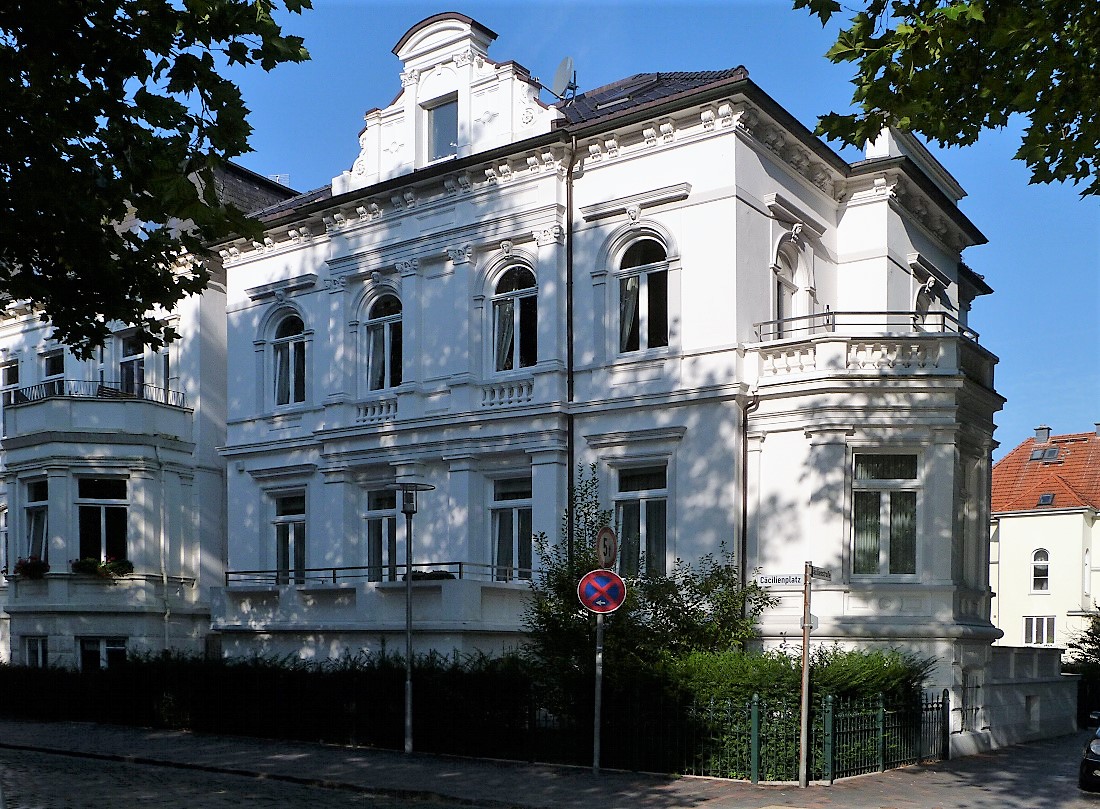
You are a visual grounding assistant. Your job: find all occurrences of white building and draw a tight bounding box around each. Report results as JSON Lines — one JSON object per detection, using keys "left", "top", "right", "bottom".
{"left": 0, "top": 163, "right": 295, "bottom": 669}
{"left": 991, "top": 425, "right": 1100, "bottom": 653}
{"left": 202, "top": 13, "right": 1071, "bottom": 749}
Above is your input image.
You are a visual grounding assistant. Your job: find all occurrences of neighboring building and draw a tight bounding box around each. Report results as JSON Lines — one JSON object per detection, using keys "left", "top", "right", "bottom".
{"left": 204, "top": 13, "right": 1076, "bottom": 754}
{"left": 0, "top": 163, "right": 296, "bottom": 669}
{"left": 990, "top": 425, "right": 1100, "bottom": 654}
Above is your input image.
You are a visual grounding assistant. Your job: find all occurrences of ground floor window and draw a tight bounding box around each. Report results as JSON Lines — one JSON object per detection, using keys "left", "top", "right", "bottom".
{"left": 1023, "top": 616, "right": 1055, "bottom": 645}
{"left": 491, "top": 477, "right": 533, "bottom": 581}
{"left": 616, "top": 465, "right": 667, "bottom": 577}
{"left": 24, "top": 636, "right": 47, "bottom": 668}
{"left": 365, "top": 489, "right": 401, "bottom": 582}
{"left": 79, "top": 637, "right": 126, "bottom": 670}
{"left": 851, "top": 453, "right": 918, "bottom": 576}
{"left": 274, "top": 492, "right": 306, "bottom": 584}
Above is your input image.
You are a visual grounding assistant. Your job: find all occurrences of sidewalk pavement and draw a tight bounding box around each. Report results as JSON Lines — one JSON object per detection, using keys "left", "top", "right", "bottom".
{"left": 0, "top": 718, "right": 1089, "bottom": 809}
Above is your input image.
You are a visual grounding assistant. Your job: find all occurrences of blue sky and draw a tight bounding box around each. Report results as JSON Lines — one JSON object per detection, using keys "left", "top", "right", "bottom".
{"left": 232, "top": 0, "right": 1099, "bottom": 460}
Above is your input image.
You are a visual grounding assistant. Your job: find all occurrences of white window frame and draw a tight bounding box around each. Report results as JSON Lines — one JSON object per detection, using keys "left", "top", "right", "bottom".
{"left": 25, "top": 636, "right": 47, "bottom": 668}
{"left": 119, "top": 333, "right": 145, "bottom": 396}
{"left": 1, "top": 358, "right": 19, "bottom": 406}
{"left": 25, "top": 478, "right": 48, "bottom": 562}
{"left": 424, "top": 94, "right": 458, "bottom": 163}
{"left": 1023, "top": 616, "right": 1055, "bottom": 645}
{"left": 364, "top": 489, "right": 402, "bottom": 582}
{"left": 850, "top": 453, "right": 920, "bottom": 578}
{"left": 365, "top": 295, "right": 403, "bottom": 392}
{"left": 272, "top": 313, "right": 308, "bottom": 407}
{"left": 490, "top": 477, "right": 533, "bottom": 581}
{"left": 273, "top": 491, "right": 306, "bottom": 584}
{"left": 76, "top": 477, "right": 129, "bottom": 563}
{"left": 614, "top": 465, "right": 668, "bottom": 578}
{"left": 617, "top": 240, "right": 670, "bottom": 355}
{"left": 491, "top": 267, "right": 538, "bottom": 373}
{"left": 79, "top": 636, "right": 127, "bottom": 671}
{"left": 1031, "top": 548, "right": 1050, "bottom": 593}
{"left": 42, "top": 349, "right": 64, "bottom": 396}
{"left": 773, "top": 252, "right": 797, "bottom": 338}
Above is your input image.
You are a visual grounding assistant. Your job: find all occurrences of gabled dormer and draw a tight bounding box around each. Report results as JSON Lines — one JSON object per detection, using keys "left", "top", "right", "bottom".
{"left": 333, "top": 13, "right": 561, "bottom": 194}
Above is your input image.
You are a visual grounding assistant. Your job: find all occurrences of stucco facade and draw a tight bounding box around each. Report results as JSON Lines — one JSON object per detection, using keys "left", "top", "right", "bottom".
{"left": 210, "top": 12, "right": 1008, "bottom": 707}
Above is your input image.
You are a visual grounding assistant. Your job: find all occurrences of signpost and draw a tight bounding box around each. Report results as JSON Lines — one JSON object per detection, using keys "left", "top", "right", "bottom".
{"left": 578, "top": 527, "right": 625, "bottom": 776}
{"left": 796, "top": 561, "right": 831, "bottom": 788}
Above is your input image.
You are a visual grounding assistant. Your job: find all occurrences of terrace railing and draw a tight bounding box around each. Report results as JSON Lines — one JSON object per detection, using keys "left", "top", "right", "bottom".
{"left": 225, "top": 560, "right": 533, "bottom": 587}
{"left": 754, "top": 310, "right": 979, "bottom": 343}
{"left": 6, "top": 379, "right": 186, "bottom": 409}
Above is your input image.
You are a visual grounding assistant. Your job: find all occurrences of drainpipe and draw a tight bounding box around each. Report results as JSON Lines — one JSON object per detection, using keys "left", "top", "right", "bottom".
{"left": 565, "top": 136, "right": 579, "bottom": 565}
{"left": 154, "top": 443, "right": 170, "bottom": 653}
{"left": 740, "top": 391, "right": 759, "bottom": 600}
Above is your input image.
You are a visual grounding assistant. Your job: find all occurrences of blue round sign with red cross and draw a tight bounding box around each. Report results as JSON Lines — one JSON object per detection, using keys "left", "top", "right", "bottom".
{"left": 577, "top": 569, "right": 627, "bottom": 614}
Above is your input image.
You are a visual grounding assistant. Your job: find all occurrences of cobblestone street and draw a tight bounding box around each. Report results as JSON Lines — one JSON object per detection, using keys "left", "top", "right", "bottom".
{"left": 0, "top": 749, "right": 468, "bottom": 809}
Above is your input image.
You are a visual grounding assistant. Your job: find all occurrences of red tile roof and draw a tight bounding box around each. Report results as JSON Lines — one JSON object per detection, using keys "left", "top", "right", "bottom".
{"left": 992, "top": 430, "right": 1100, "bottom": 513}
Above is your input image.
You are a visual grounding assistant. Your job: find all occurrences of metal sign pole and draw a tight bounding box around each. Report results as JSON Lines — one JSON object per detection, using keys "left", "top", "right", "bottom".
{"left": 798, "top": 559, "right": 812, "bottom": 788}
{"left": 593, "top": 611, "right": 604, "bottom": 775}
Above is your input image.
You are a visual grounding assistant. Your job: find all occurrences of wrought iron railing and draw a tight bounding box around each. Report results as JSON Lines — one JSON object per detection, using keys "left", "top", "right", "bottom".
{"left": 225, "top": 560, "right": 533, "bottom": 587}
{"left": 5, "top": 379, "right": 186, "bottom": 408}
{"left": 754, "top": 310, "right": 979, "bottom": 343}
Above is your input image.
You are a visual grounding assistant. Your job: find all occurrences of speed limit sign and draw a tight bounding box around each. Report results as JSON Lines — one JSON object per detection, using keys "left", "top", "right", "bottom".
{"left": 596, "top": 526, "right": 617, "bottom": 569}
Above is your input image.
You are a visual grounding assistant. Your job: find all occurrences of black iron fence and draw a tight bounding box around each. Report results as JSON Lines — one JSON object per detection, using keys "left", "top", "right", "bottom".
{"left": 5, "top": 379, "right": 186, "bottom": 408}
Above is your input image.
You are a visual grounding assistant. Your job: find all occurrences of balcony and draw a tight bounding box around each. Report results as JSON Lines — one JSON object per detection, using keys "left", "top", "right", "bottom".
{"left": 225, "top": 560, "right": 532, "bottom": 586}
{"left": 3, "top": 380, "right": 192, "bottom": 443}
{"left": 748, "top": 310, "right": 994, "bottom": 389}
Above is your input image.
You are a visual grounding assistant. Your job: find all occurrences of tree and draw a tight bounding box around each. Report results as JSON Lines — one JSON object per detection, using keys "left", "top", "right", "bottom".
{"left": 795, "top": 0, "right": 1100, "bottom": 196}
{"left": 522, "top": 465, "right": 776, "bottom": 676}
{"left": 1068, "top": 611, "right": 1100, "bottom": 667}
{"left": 0, "top": 0, "right": 311, "bottom": 354}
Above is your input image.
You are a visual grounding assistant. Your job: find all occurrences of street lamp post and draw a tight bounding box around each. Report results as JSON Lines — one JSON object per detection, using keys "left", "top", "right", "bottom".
{"left": 388, "top": 481, "right": 434, "bottom": 754}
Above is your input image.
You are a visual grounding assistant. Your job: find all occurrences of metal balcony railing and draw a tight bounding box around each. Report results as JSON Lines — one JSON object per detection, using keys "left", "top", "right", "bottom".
{"left": 753, "top": 310, "right": 979, "bottom": 343}
{"left": 225, "top": 560, "right": 534, "bottom": 587}
{"left": 5, "top": 380, "right": 186, "bottom": 408}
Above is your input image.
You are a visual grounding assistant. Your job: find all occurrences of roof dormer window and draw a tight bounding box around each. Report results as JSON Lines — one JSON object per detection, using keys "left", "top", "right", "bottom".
{"left": 426, "top": 95, "right": 458, "bottom": 162}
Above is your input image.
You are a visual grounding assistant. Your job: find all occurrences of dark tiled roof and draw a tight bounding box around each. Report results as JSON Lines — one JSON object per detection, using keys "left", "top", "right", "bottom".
{"left": 251, "top": 184, "right": 332, "bottom": 219}
{"left": 992, "top": 430, "right": 1100, "bottom": 513}
{"left": 557, "top": 69, "right": 748, "bottom": 124}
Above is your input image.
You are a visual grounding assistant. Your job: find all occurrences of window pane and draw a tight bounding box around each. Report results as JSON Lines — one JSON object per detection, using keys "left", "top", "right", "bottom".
{"left": 853, "top": 491, "right": 880, "bottom": 574}
{"left": 647, "top": 269, "right": 668, "bottom": 349}
{"left": 367, "top": 490, "right": 396, "bottom": 511}
{"left": 390, "top": 321, "right": 402, "bottom": 386}
{"left": 292, "top": 342, "right": 306, "bottom": 402}
{"left": 494, "top": 298, "right": 515, "bottom": 371}
{"left": 619, "top": 502, "right": 640, "bottom": 578}
{"left": 105, "top": 506, "right": 127, "bottom": 560}
{"left": 494, "top": 478, "right": 532, "bottom": 500}
{"left": 275, "top": 316, "right": 303, "bottom": 339}
{"left": 429, "top": 99, "right": 458, "bottom": 160}
{"left": 368, "top": 324, "right": 386, "bottom": 390}
{"left": 367, "top": 518, "right": 383, "bottom": 582}
{"left": 619, "top": 276, "right": 640, "bottom": 352}
{"left": 44, "top": 352, "right": 64, "bottom": 377}
{"left": 496, "top": 267, "right": 535, "bottom": 294}
{"left": 855, "top": 455, "right": 917, "bottom": 481}
{"left": 889, "top": 491, "right": 916, "bottom": 574}
{"left": 621, "top": 240, "right": 666, "bottom": 269}
{"left": 276, "top": 495, "right": 305, "bottom": 516}
{"left": 518, "top": 508, "right": 533, "bottom": 578}
{"left": 79, "top": 478, "right": 126, "bottom": 500}
{"left": 645, "top": 498, "right": 667, "bottom": 576}
{"left": 27, "top": 480, "right": 47, "bottom": 502}
{"left": 519, "top": 294, "right": 537, "bottom": 368}
{"left": 80, "top": 639, "right": 101, "bottom": 671}
{"left": 494, "top": 509, "right": 513, "bottom": 580}
{"left": 79, "top": 506, "right": 102, "bottom": 560}
{"left": 369, "top": 295, "right": 401, "bottom": 319}
{"left": 619, "top": 467, "right": 666, "bottom": 492}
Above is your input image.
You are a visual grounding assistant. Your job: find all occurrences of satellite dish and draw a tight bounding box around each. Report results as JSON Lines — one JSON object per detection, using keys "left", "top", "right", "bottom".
{"left": 550, "top": 56, "right": 577, "bottom": 100}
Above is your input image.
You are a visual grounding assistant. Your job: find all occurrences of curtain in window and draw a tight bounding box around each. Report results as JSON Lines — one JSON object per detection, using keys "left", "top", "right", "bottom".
{"left": 619, "top": 501, "right": 640, "bottom": 577}
{"left": 367, "top": 325, "right": 386, "bottom": 390}
{"left": 494, "top": 509, "right": 513, "bottom": 580}
{"left": 889, "top": 491, "right": 916, "bottom": 574}
{"left": 853, "top": 491, "right": 880, "bottom": 574}
{"left": 274, "top": 343, "right": 290, "bottom": 405}
{"left": 494, "top": 299, "right": 515, "bottom": 371}
{"left": 619, "top": 275, "right": 640, "bottom": 352}
{"left": 645, "top": 498, "right": 667, "bottom": 576}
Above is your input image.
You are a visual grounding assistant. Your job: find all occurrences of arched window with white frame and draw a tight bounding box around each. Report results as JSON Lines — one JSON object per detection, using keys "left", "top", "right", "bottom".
{"left": 1032, "top": 548, "right": 1050, "bottom": 592}
{"left": 493, "top": 266, "right": 537, "bottom": 372}
{"left": 366, "top": 294, "right": 402, "bottom": 391}
{"left": 272, "top": 313, "right": 307, "bottom": 406}
{"left": 618, "top": 239, "right": 668, "bottom": 354}
{"left": 774, "top": 251, "right": 797, "bottom": 338}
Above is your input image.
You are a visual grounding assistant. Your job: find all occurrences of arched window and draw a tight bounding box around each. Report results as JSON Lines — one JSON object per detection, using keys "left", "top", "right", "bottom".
{"left": 493, "top": 267, "right": 537, "bottom": 371}
{"left": 273, "top": 314, "right": 306, "bottom": 405}
{"left": 619, "top": 239, "right": 668, "bottom": 353}
{"left": 1032, "top": 549, "right": 1050, "bottom": 592}
{"left": 366, "top": 295, "right": 402, "bottom": 390}
{"left": 774, "top": 252, "right": 797, "bottom": 337}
